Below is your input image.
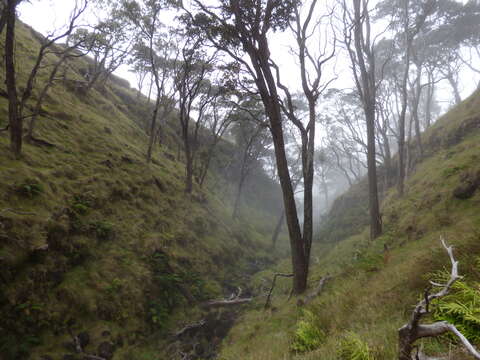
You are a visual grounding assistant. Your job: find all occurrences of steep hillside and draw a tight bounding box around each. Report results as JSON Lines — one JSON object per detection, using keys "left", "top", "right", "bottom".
{"left": 218, "top": 91, "right": 480, "bottom": 359}
{"left": 0, "top": 23, "right": 284, "bottom": 360}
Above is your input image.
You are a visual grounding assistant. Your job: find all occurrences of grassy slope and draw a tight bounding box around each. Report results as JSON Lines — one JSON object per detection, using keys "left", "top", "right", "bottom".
{"left": 0, "top": 23, "right": 283, "bottom": 359}
{"left": 218, "top": 91, "right": 480, "bottom": 359}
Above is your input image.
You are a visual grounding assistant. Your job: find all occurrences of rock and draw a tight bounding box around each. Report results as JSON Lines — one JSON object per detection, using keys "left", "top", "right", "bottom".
{"left": 104, "top": 127, "right": 112, "bottom": 134}
{"left": 101, "top": 330, "right": 111, "bottom": 338}
{"left": 121, "top": 155, "right": 134, "bottom": 164}
{"left": 62, "top": 355, "right": 77, "bottom": 360}
{"left": 101, "top": 159, "right": 114, "bottom": 169}
{"left": 194, "top": 343, "right": 205, "bottom": 357}
{"left": 63, "top": 341, "right": 76, "bottom": 353}
{"left": 453, "top": 171, "right": 480, "bottom": 199}
{"left": 77, "top": 331, "right": 90, "bottom": 349}
{"left": 164, "top": 152, "right": 175, "bottom": 161}
{"left": 97, "top": 341, "right": 115, "bottom": 360}
{"left": 115, "top": 335, "right": 124, "bottom": 348}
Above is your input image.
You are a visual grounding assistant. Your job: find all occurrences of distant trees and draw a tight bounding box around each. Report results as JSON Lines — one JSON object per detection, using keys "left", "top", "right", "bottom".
{"left": 3, "top": 0, "right": 89, "bottom": 157}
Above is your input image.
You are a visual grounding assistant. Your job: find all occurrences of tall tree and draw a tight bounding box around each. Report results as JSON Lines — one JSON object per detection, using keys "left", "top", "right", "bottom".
{"left": 187, "top": 0, "right": 313, "bottom": 293}
{"left": 273, "top": 0, "right": 336, "bottom": 273}
{"left": 342, "top": 0, "right": 382, "bottom": 239}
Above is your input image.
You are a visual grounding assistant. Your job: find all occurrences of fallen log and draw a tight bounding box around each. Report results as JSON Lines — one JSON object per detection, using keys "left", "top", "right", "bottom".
{"left": 200, "top": 297, "right": 252, "bottom": 309}
{"left": 200, "top": 286, "right": 252, "bottom": 309}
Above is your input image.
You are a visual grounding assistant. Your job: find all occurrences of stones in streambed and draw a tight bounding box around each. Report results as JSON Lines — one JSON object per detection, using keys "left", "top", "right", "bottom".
{"left": 97, "top": 341, "right": 115, "bottom": 360}
{"left": 172, "top": 310, "right": 239, "bottom": 360}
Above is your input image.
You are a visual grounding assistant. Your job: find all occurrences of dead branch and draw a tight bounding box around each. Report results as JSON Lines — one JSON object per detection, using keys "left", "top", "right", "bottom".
{"left": 201, "top": 287, "right": 252, "bottom": 309}
{"left": 264, "top": 273, "right": 293, "bottom": 309}
{"left": 0, "top": 208, "right": 35, "bottom": 216}
{"left": 299, "top": 275, "right": 332, "bottom": 306}
{"left": 398, "top": 237, "right": 480, "bottom": 360}
{"left": 82, "top": 355, "right": 106, "bottom": 360}
{"left": 175, "top": 319, "right": 206, "bottom": 338}
{"left": 200, "top": 298, "right": 252, "bottom": 309}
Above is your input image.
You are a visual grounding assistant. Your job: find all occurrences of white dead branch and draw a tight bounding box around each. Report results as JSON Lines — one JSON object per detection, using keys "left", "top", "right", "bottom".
{"left": 398, "top": 237, "right": 480, "bottom": 360}
{"left": 200, "top": 287, "right": 252, "bottom": 309}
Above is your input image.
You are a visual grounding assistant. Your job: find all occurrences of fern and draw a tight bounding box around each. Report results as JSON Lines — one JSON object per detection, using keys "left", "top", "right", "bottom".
{"left": 291, "top": 309, "right": 325, "bottom": 353}
{"left": 338, "top": 331, "right": 374, "bottom": 360}
{"left": 432, "top": 269, "right": 480, "bottom": 343}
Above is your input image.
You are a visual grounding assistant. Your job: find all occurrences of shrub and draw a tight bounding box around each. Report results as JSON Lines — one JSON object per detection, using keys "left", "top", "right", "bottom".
{"left": 16, "top": 180, "right": 43, "bottom": 198}
{"left": 291, "top": 309, "right": 325, "bottom": 353}
{"left": 338, "top": 331, "right": 373, "bottom": 360}
{"left": 90, "top": 220, "right": 114, "bottom": 241}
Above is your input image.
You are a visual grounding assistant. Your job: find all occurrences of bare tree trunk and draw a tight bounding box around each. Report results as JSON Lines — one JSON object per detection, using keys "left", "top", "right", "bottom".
{"left": 447, "top": 74, "right": 461, "bottom": 105}
{"left": 412, "top": 66, "right": 423, "bottom": 157}
{"left": 271, "top": 211, "right": 285, "bottom": 249}
{"left": 424, "top": 72, "right": 434, "bottom": 128}
{"left": 146, "top": 94, "right": 161, "bottom": 163}
{"left": 5, "top": 0, "right": 21, "bottom": 157}
{"left": 184, "top": 129, "right": 193, "bottom": 193}
{"left": 366, "top": 108, "right": 382, "bottom": 239}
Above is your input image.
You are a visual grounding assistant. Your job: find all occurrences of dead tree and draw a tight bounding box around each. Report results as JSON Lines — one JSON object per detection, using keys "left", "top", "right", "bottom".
{"left": 398, "top": 238, "right": 480, "bottom": 360}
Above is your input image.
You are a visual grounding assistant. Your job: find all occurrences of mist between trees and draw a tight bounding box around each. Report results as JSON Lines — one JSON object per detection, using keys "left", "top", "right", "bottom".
{"left": 2, "top": 0, "right": 480, "bottom": 294}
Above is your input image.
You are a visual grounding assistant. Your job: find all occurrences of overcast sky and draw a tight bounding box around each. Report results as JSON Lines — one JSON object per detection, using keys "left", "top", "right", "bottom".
{"left": 18, "top": 0, "right": 479, "bottom": 107}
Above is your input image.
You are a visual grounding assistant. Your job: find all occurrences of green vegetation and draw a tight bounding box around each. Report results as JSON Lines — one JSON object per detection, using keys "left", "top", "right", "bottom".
{"left": 0, "top": 21, "right": 282, "bottom": 359}
{"left": 291, "top": 310, "right": 325, "bottom": 353}
{"left": 218, "top": 91, "right": 480, "bottom": 359}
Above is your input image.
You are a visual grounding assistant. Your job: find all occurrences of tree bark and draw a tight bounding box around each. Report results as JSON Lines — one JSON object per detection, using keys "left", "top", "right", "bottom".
{"left": 271, "top": 210, "right": 285, "bottom": 249}
{"left": 5, "top": 0, "right": 21, "bottom": 157}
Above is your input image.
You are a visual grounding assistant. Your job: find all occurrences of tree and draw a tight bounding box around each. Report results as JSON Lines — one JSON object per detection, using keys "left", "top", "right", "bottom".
{"left": 73, "top": 10, "right": 132, "bottom": 92}
{"left": 4, "top": 0, "right": 89, "bottom": 157}
{"left": 273, "top": 0, "right": 336, "bottom": 273}
{"left": 197, "top": 84, "right": 237, "bottom": 187}
{"left": 228, "top": 97, "right": 271, "bottom": 218}
{"left": 342, "top": 0, "right": 383, "bottom": 239}
{"left": 187, "top": 0, "right": 316, "bottom": 294}
{"left": 176, "top": 34, "right": 217, "bottom": 193}
{"left": 114, "top": 0, "right": 177, "bottom": 162}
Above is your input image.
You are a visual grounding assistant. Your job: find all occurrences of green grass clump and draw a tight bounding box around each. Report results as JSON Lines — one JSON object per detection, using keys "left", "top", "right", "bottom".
{"left": 291, "top": 309, "right": 325, "bottom": 353}
{"left": 15, "top": 179, "right": 44, "bottom": 198}
{"left": 338, "top": 332, "right": 374, "bottom": 360}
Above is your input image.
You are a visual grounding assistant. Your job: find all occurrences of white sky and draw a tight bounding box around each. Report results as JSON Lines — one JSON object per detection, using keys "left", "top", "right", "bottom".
{"left": 18, "top": 0, "right": 479, "bottom": 107}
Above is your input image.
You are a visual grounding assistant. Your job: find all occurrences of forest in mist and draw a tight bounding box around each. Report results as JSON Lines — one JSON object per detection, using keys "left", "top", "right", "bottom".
{"left": 2, "top": 0, "right": 480, "bottom": 359}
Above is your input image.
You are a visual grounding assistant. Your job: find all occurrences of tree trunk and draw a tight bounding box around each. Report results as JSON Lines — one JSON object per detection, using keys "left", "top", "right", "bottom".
{"left": 447, "top": 74, "right": 461, "bottom": 105}
{"left": 366, "top": 107, "right": 382, "bottom": 239}
{"left": 5, "top": 0, "right": 21, "bottom": 157}
{"left": 303, "top": 102, "right": 316, "bottom": 271}
{"left": 146, "top": 93, "right": 161, "bottom": 163}
{"left": 232, "top": 172, "right": 246, "bottom": 219}
{"left": 271, "top": 211, "right": 285, "bottom": 249}
{"left": 184, "top": 130, "right": 193, "bottom": 193}
{"left": 412, "top": 67, "right": 423, "bottom": 157}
